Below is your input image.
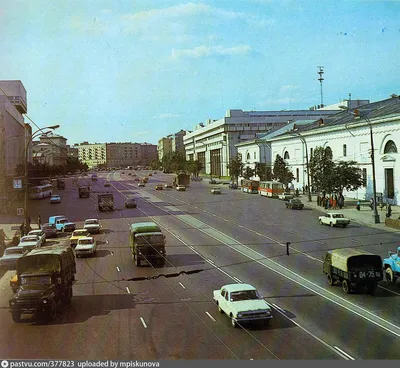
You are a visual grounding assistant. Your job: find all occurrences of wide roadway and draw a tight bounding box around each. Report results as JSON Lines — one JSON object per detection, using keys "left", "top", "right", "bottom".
{"left": 1, "top": 170, "right": 400, "bottom": 360}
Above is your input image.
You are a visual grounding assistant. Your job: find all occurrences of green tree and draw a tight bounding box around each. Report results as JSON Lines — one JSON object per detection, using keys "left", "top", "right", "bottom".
{"left": 186, "top": 160, "right": 203, "bottom": 177}
{"left": 255, "top": 162, "right": 272, "bottom": 181}
{"left": 272, "top": 154, "right": 294, "bottom": 185}
{"left": 227, "top": 155, "right": 243, "bottom": 184}
{"left": 242, "top": 166, "right": 254, "bottom": 180}
{"left": 333, "top": 161, "right": 363, "bottom": 193}
{"left": 309, "top": 146, "right": 335, "bottom": 193}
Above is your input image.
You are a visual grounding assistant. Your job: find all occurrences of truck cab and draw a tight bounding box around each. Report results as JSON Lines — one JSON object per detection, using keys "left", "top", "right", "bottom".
{"left": 383, "top": 246, "right": 400, "bottom": 283}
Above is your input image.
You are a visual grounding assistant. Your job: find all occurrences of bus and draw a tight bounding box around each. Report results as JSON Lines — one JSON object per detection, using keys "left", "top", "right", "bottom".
{"left": 29, "top": 184, "right": 53, "bottom": 199}
{"left": 258, "top": 181, "right": 284, "bottom": 198}
{"left": 241, "top": 179, "right": 260, "bottom": 194}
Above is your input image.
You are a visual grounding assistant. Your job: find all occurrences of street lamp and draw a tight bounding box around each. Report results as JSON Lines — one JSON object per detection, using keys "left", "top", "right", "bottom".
{"left": 338, "top": 106, "right": 380, "bottom": 224}
{"left": 24, "top": 125, "right": 60, "bottom": 226}
{"left": 291, "top": 133, "right": 312, "bottom": 202}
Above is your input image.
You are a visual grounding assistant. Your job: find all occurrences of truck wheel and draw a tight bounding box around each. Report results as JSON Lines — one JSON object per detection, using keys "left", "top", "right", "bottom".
{"left": 136, "top": 257, "right": 141, "bottom": 267}
{"left": 342, "top": 224, "right": 348, "bottom": 228}
{"left": 366, "top": 283, "right": 376, "bottom": 294}
{"left": 230, "top": 315, "right": 238, "bottom": 328}
{"left": 327, "top": 274, "right": 333, "bottom": 286}
{"left": 12, "top": 311, "right": 21, "bottom": 323}
{"left": 63, "top": 285, "right": 73, "bottom": 305}
{"left": 47, "top": 300, "right": 57, "bottom": 321}
{"left": 385, "top": 267, "right": 397, "bottom": 283}
{"left": 330, "top": 222, "right": 334, "bottom": 227}
{"left": 218, "top": 305, "right": 223, "bottom": 314}
{"left": 319, "top": 219, "right": 323, "bottom": 225}
{"left": 342, "top": 280, "right": 350, "bottom": 294}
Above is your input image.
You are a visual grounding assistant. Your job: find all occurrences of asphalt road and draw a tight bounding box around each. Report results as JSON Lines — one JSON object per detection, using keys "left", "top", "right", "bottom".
{"left": 1, "top": 170, "right": 400, "bottom": 360}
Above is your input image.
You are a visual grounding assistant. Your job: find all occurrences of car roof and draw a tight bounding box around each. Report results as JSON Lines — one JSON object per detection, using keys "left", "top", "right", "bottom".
{"left": 78, "top": 237, "right": 94, "bottom": 241}
{"left": 85, "top": 218, "right": 99, "bottom": 222}
{"left": 325, "top": 212, "right": 343, "bottom": 215}
{"left": 221, "top": 283, "right": 256, "bottom": 292}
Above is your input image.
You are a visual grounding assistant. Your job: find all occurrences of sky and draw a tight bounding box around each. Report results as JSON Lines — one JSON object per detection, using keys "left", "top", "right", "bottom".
{"left": 1, "top": 0, "right": 399, "bottom": 146}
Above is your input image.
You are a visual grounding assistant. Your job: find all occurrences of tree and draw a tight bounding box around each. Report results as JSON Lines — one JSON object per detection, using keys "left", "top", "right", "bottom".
{"left": 242, "top": 166, "right": 254, "bottom": 180}
{"left": 186, "top": 160, "right": 203, "bottom": 177}
{"left": 309, "top": 146, "right": 335, "bottom": 193}
{"left": 333, "top": 161, "right": 363, "bottom": 193}
{"left": 272, "top": 154, "right": 294, "bottom": 186}
{"left": 255, "top": 162, "right": 272, "bottom": 181}
{"left": 227, "top": 155, "right": 243, "bottom": 184}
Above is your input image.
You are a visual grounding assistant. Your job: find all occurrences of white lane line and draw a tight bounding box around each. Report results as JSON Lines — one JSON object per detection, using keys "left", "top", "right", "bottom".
{"left": 334, "top": 346, "right": 355, "bottom": 360}
{"left": 207, "top": 259, "right": 215, "bottom": 264}
{"left": 179, "top": 282, "right": 186, "bottom": 289}
{"left": 351, "top": 239, "right": 361, "bottom": 244}
{"left": 212, "top": 214, "right": 217, "bottom": 217}
{"left": 315, "top": 241, "right": 325, "bottom": 245}
{"left": 271, "top": 303, "right": 285, "bottom": 313}
{"left": 238, "top": 225, "right": 244, "bottom": 228}
{"left": 126, "top": 287, "right": 131, "bottom": 294}
{"left": 140, "top": 317, "right": 148, "bottom": 328}
{"left": 256, "top": 232, "right": 263, "bottom": 236}
{"left": 106, "top": 240, "right": 109, "bottom": 244}
{"left": 116, "top": 267, "right": 120, "bottom": 272}
{"left": 205, "top": 312, "right": 216, "bottom": 322}
{"left": 233, "top": 277, "right": 242, "bottom": 283}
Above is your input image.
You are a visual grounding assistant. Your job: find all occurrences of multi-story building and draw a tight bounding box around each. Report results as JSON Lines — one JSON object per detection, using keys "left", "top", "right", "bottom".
{"left": 67, "top": 145, "right": 79, "bottom": 160}
{"left": 157, "top": 137, "right": 173, "bottom": 161}
{"left": 167, "top": 129, "right": 187, "bottom": 154}
{"left": 75, "top": 142, "right": 107, "bottom": 169}
{"left": 184, "top": 107, "right": 342, "bottom": 177}
{"left": 140, "top": 143, "right": 158, "bottom": 166}
{"left": 35, "top": 133, "right": 68, "bottom": 166}
{"left": 107, "top": 142, "right": 142, "bottom": 168}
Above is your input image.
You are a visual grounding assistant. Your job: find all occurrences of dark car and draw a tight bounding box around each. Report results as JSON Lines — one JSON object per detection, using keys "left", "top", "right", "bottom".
{"left": 229, "top": 183, "right": 238, "bottom": 189}
{"left": 41, "top": 223, "right": 58, "bottom": 238}
{"left": 0, "top": 247, "right": 28, "bottom": 270}
{"left": 125, "top": 196, "right": 137, "bottom": 208}
{"left": 286, "top": 198, "right": 304, "bottom": 210}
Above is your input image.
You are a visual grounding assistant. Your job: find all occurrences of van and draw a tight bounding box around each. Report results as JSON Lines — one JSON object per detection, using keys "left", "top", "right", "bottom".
{"left": 129, "top": 222, "right": 166, "bottom": 267}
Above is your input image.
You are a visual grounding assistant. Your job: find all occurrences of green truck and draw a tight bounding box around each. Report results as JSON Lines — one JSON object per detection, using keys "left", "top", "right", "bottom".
{"left": 323, "top": 248, "right": 383, "bottom": 294}
{"left": 78, "top": 186, "right": 90, "bottom": 198}
{"left": 9, "top": 245, "right": 76, "bottom": 323}
{"left": 129, "top": 222, "right": 166, "bottom": 267}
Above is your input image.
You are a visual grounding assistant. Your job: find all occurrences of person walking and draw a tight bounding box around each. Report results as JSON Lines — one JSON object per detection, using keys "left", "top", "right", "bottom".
{"left": 37, "top": 214, "right": 41, "bottom": 228}
{"left": 19, "top": 223, "right": 25, "bottom": 237}
{"left": 369, "top": 197, "right": 374, "bottom": 210}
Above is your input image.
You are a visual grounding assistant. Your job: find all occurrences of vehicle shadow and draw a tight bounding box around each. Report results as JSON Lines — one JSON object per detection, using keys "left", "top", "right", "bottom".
{"left": 163, "top": 254, "right": 206, "bottom": 267}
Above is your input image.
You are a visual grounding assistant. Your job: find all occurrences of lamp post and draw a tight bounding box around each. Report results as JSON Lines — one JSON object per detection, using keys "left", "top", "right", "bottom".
{"left": 338, "top": 107, "right": 380, "bottom": 224}
{"left": 291, "top": 133, "right": 312, "bottom": 202}
{"left": 24, "top": 125, "right": 60, "bottom": 226}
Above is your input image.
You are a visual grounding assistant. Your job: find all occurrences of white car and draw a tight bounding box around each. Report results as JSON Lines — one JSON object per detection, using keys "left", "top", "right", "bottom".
{"left": 83, "top": 219, "right": 101, "bottom": 234}
{"left": 50, "top": 194, "right": 61, "bottom": 204}
{"left": 213, "top": 284, "right": 273, "bottom": 328}
{"left": 27, "top": 229, "right": 46, "bottom": 245}
{"left": 211, "top": 187, "right": 222, "bottom": 194}
{"left": 176, "top": 185, "right": 186, "bottom": 191}
{"left": 278, "top": 193, "right": 293, "bottom": 201}
{"left": 319, "top": 212, "right": 351, "bottom": 228}
{"left": 75, "top": 237, "right": 97, "bottom": 257}
{"left": 18, "top": 235, "right": 41, "bottom": 251}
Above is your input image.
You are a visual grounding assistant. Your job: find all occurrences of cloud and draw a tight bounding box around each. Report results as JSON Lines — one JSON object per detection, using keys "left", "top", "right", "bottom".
{"left": 171, "top": 44, "right": 252, "bottom": 59}
{"left": 153, "top": 113, "right": 182, "bottom": 119}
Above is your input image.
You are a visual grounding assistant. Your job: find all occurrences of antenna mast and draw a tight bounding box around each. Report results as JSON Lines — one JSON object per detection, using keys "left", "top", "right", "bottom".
{"left": 317, "top": 66, "right": 324, "bottom": 108}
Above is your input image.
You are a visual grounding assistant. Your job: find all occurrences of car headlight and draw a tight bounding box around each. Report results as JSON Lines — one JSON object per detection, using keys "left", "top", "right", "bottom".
{"left": 10, "top": 300, "right": 16, "bottom": 306}
{"left": 237, "top": 312, "right": 242, "bottom": 318}
{"left": 42, "top": 298, "right": 48, "bottom": 304}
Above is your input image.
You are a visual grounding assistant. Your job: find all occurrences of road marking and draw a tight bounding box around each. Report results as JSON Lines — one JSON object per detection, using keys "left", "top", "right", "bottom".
{"left": 315, "top": 240, "right": 325, "bottom": 245}
{"left": 238, "top": 225, "right": 244, "bottom": 228}
{"left": 126, "top": 287, "right": 131, "bottom": 294}
{"left": 271, "top": 303, "right": 285, "bottom": 313}
{"left": 233, "top": 277, "right": 242, "bottom": 283}
{"left": 205, "top": 312, "right": 216, "bottom": 322}
{"left": 179, "top": 282, "right": 186, "bottom": 289}
{"left": 140, "top": 317, "right": 148, "bottom": 328}
{"left": 334, "top": 346, "right": 355, "bottom": 360}
{"left": 106, "top": 240, "right": 109, "bottom": 244}
{"left": 207, "top": 259, "right": 215, "bottom": 264}
{"left": 116, "top": 267, "right": 120, "bottom": 272}
{"left": 351, "top": 239, "right": 361, "bottom": 244}
{"left": 256, "top": 232, "right": 263, "bottom": 236}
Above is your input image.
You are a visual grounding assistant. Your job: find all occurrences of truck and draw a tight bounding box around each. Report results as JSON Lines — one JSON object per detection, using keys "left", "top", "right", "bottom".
{"left": 173, "top": 172, "right": 190, "bottom": 187}
{"left": 382, "top": 246, "right": 400, "bottom": 283}
{"left": 56, "top": 178, "right": 65, "bottom": 190}
{"left": 78, "top": 186, "right": 90, "bottom": 198}
{"left": 129, "top": 222, "right": 166, "bottom": 267}
{"left": 323, "top": 248, "right": 383, "bottom": 294}
{"left": 97, "top": 192, "right": 114, "bottom": 211}
{"left": 9, "top": 245, "right": 76, "bottom": 323}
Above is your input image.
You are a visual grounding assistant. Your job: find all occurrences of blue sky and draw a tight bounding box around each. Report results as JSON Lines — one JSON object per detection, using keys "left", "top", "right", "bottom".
{"left": 1, "top": 0, "right": 399, "bottom": 145}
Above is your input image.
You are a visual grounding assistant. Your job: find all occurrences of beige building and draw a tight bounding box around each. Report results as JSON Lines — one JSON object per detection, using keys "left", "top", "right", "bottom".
{"left": 157, "top": 137, "right": 173, "bottom": 161}
{"left": 167, "top": 129, "right": 187, "bottom": 154}
{"left": 75, "top": 142, "right": 107, "bottom": 169}
{"left": 34, "top": 133, "right": 68, "bottom": 166}
{"left": 107, "top": 142, "right": 142, "bottom": 168}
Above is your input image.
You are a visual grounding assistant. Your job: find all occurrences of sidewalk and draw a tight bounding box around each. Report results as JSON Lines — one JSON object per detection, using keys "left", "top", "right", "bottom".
{"left": 298, "top": 194, "right": 400, "bottom": 231}
{"left": 0, "top": 213, "right": 40, "bottom": 246}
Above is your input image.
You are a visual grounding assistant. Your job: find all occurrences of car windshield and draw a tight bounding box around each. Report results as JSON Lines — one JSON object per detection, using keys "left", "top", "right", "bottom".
{"left": 85, "top": 220, "right": 98, "bottom": 225}
{"left": 79, "top": 239, "right": 94, "bottom": 245}
{"left": 21, "top": 237, "right": 37, "bottom": 243}
{"left": 332, "top": 214, "right": 344, "bottom": 218}
{"left": 21, "top": 275, "right": 52, "bottom": 286}
{"left": 230, "top": 290, "right": 261, "bottom": 301}
{"left": 135, "top": 234, "right": 164, "bottom": 245}
{"left": 73, "top": 231, "right": 87, "bottom": 236}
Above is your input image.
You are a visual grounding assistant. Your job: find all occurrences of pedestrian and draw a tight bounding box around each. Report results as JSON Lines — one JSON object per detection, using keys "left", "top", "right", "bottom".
{"left": 369, "top": 197, "right": 374, "bottom": 210}
{"left": 295, "top": 188, "right": 299, "bottom": 197}
{"left": 333, "top": 195, "right": 338, "bottom": 209}
{"left": 356, "top": 200, "right": 361, "bottom": 211}
{"left": 325, "top": 198, "right": 330, "bottom": 209}
{"left": 0, "top": 229, "right": 6, "bottom": 256}
{"left": 317, "top": 194, "right": 321, "bottom": 206}
{"left": 386, "top": 204, "right": 392, "bottom": 218}
{"left": 37, "top": 214, "right": 41, "bottom": 228}
{"left": 19, "top": 223, "right": 25, "bottom": 237}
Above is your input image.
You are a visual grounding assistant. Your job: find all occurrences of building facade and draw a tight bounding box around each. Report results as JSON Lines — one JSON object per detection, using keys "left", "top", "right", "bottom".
{"left": 75, "top": 142, "right": 107, "bottom": 169}
{"left": 36, "top": 133, "right": 68, "bottom": 166}
{"left": 107, "top": 142, "right": 142, "bottom": 168}
{"left": 167, "top": 129, "right": 187, "bottom": 154}
{"left": 157, "top": 137, "right": 173, "bottom": 161}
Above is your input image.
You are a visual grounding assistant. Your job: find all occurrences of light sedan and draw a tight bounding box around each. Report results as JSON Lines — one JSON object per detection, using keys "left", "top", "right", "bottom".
{"left": 70, "top": 229, "right": 90, "bottom": 247}
{"left": 50, "top": 194, "right": 61, "bottom": 204}
{"left": 83, "top": 219, "right": 101, "bottom": 234}
{"left": 27, "top": 229, "right": 46, "bottom": 245}
{"left": 176, "top": 185, "right": 186, "bottom": 191}
{"left": 75, "top": 237, "right": 97, "bottom": 257}
{"left": 319, "top": 212, "right": 350, "bottom": 228}
{"left": 18, "top": 235, "right": 41, "bottom": 251}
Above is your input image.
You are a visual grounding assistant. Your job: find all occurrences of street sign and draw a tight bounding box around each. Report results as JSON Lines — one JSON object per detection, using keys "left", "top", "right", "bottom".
{"left": 13, "top": 179, "right": 23, "bottom": 189}
{"left": 17, "top": 207, "right": 24, "bottom": 216}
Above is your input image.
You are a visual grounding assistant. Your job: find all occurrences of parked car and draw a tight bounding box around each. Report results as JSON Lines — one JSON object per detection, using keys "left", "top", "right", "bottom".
{"left": 0, "top": 247, "right": 28, "bottom": 270}
{"left": 319, "top": 212, "right": 350, "bottom": 228}
{"left": 75, "top": 237, "right": 98, "bottom": 257}
{"left": 17, "top": 235, "right": 41, "bottom": 251}
{"left": 27, "top": 229, "right": 46, "bottom": 245}
{"left": 209, "top": 179, "right": 217, "bottom": 184}
{"left": 164, "top": 182, "right": 173, "bottom": 188}
{"left": 211, "top": 187, "right": 222, "bottom": 194}
{"left": 176, "top": 185, "right": 186, "bottom": 191}
{"left": 62, "top": 221, "right": 77, "bottom": 232}
{"left": 134, "top": 177, "right": 139, "bottom": 181}
{"left": 278, "top": 193, "right": 294, "bottom": 201}
{"left": 155, "top": 184, "right": 163, "bottom": 190}
{"left": 50, "top": 194, "right": 61, "bottom": 204}
{"left": 104, "top": 182, "right": 111, "bottom": 187}
{"left": 83, "top": 218, "right": 101, "bottom": 234}
{"left": 228, "top": 183, "right": 238, "bottom": 190}
{"left": 138, "top": 181, "right": 145, "bottom": 187}
{"left": 286, "top": 198, "right": 304, "bottom": 210}
{"left": 41, "top": 223, "right": 57, "bottom": 238}
{"left": 69, "top": 229, "right": 91, "bottom": 247}
{"left": 125, "top": 196, "right": 137, "bottom": 208}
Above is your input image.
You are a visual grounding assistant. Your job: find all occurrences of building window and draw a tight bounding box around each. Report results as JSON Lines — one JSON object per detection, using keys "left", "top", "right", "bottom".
{"left": 284, "top": 151, "right": 290, "bottom": 159}
{"left": 343, "top": 144, "right": 347, "bottom": 157}
{"left": 362, "top": 168, "right": 367, "bottom": 187}
{"left": 384, "top": 140, "right": 398, "bottom": 154}
{"left": 254, "top": 152, "right": 256, "bottom": 159}
{"left": 247, "top": 153, "right": 250, "bottom": 160}
{"left": 296, "top": 168, "right": 299, "bottom": 182}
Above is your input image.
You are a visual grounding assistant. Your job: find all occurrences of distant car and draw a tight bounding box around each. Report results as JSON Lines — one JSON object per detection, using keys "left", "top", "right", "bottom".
{"left": 121, "top": 171, "right": 125, "bottom": 174}
{"left": 0, "top": 247, "right": 28, "bottom": 270}
{"left": 70, "top": 229, "right": 91, "bottom": 247}
{"left": 211, "top": 187, "right": 222, "bottom": 194}
{"left": 209, "top": 179, "right": 217, "bottom": 184}
{"left": 286, "top": 198, "right": 304, "bottom": 210}
{"left": 75, "top": 237, "right": 98, "bottom": 257}
{"left": 138, "top": 182, "right": 145, "bottom": 187}
{"left": 27, "top": 229, "right": 46, "bottom": 245}
{"left": 164, "top": 182, "right": 173, "bottom": 188}
{"left": 176, "top": 185, "right": 186, "bottom": 191}
{"left": 148, "top": 173, "right": 153, "bottom": 176}
{"left": 134, "top": 177, "right": 139, "bottom": 181}
{"left": 50, "top": 194, "right": 61, "bottom": 204}
{"left": 18, "top": 235, "right": 41, "bottom": 251}
{"left": 125, "top": 196, "right": 137, "bottom": 208}
{"left": 41, "top": 223, "right": 58, "bottom": 238}
{"left": 155, "top": 184, "right": 163, "bottom": 190}
{"left": 319, "top": 212, "right": 350, "bottom": 228}
{"left": 62, "top": 221, "right": 76, "bottom": 232}
{"left": 278, "top": 193, "right": 294, "bottom": 201}
{"left": 84, "top": 218, "right": 101, "bottom": 234}
{"left": 153, "top": 172, "right": 157, "bottom": 174}
{"left": 229, "top": 183, "right": 238, "bottom": 190}
{"left": 104, "top": 182, "right": 111, "bottom": 187}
